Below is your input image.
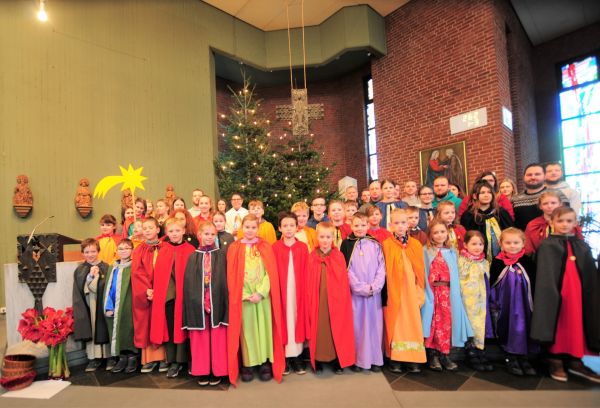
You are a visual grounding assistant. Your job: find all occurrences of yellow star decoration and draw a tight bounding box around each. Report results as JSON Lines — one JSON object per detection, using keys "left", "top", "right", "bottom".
{"left": 93, "top": 164, "right": 147, "bottom": 199}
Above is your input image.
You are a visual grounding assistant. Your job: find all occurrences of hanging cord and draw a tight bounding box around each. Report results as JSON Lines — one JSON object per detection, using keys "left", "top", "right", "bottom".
{"left": 301, "top": 0, "right": 307, "bottom": 89}
{"left": 286, "top": 2, "right": 294, "bottom": 92}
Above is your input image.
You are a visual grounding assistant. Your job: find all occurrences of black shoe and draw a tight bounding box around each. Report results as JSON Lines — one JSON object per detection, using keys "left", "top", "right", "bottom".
{"left": 140, "top": 362, "right": 157, "bottom": 373}
{"left": 314, "top": 362, "right": 323, "bottom": 375}
{"left": 125, "top": 355, "right": 138, "bottom": 373}
{"left": 105, "top": 357, "right": 117, "bottom": 372}
{"left": 567, "top": 359, "right": 600, "bottom": 384}
{"left": 439, "top": 354, "right": 458, "bottom": 371}
{"left": 505, "top": 356, "right": 523, "bottom": 376}
{"left": 518, "top": 357, "right": 536, "bottom": 376}
{"left": 85, "top": 359, "right": 102, "bottom": 372}
{"left": 259, "top": 362, "right": 272, "bottom": 381}
{"left": 283, "top": 359, "right": 291, "bottom": 376}
{"left": 429, "top": 354, "right": 442, "bottom": 372}
{"left": 350, "top": 365, "right": 362, "bottom": 373}
{"left": 388, "top": 361, "right": 403, "bottom": 373}
{"left": 291, "top": 358, "right": 306, "bottom": 375}
{"left": 209, "top": 375, "right": 222, "bottom": 386}
{"left": 158, "top": 361, "right": 169, "bottom": 373}
{"left": 197, "top": 375, "right": 210, "bottom": 386}
{"left": 370, "top": 365, "right": 382, "bottom": 373}
{"left": 404, "top": 363, "right": 421, "bottom": 374}
{"left": 332, "top": 360, "right": 343, "bottom": 375}
{"left": 478, "top": 350, "right": 494, "bottom": 371}
{"left": 241, "top": 366, "right": 254, "bottom": 382}
{"left": 111, "top": 356, "right": 128, "bottom": 373}
{"left": 467, "top": 349, "right": 486, "bottom": 372}
{"left": 166, "top": 363, "right": 182, "bottom": 378}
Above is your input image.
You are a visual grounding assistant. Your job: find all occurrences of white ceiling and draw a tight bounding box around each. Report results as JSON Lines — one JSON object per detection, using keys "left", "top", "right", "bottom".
{"left": 202, "top": 0, "right": 409, "bottom": 31}
{"left": 511, "top": 0, "right": 600, "bottom": 45}
{"left": 202, "top": 0, "right": 600, "bottom": 46}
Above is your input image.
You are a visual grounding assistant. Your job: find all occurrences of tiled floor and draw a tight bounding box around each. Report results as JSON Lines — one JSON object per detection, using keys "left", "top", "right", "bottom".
{"left": 55, "top": 363, "right": 229, "bottom": 390}
{"left": 383, "top": 360, "right": 600, "bottom": 391}
{"left": 56, "top": 357, "right": 600, "bottom": 393}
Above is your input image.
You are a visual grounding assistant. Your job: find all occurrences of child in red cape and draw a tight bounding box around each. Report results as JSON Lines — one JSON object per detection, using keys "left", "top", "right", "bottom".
{"left": 131, "top": 217, "right": 167, "bottom": 373}
{"left": 307, "top": 222, "right": 355, "bottom": 374}
{"left": 226, "top": 214, "right": 285, "bottom": 386}
{"left": 149, "top": 217, "right": 195, "bottom": 378}
{"left": 272, "top": 212, "right": 309, "bottom": 375}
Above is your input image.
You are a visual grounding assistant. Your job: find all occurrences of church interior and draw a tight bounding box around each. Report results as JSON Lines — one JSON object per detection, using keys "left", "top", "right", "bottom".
{"left": 1, "top": 0, "right": 599, "bottom": 406}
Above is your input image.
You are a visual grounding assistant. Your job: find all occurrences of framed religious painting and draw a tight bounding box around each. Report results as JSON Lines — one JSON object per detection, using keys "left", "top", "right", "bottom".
{"left": 419, "top": 141, "right": 468, "bottom": 194}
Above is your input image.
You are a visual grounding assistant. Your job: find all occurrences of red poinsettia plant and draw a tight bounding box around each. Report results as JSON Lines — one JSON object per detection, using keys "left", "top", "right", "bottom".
{"left": 18, "top": 307, "right": 74, "bottom": 379}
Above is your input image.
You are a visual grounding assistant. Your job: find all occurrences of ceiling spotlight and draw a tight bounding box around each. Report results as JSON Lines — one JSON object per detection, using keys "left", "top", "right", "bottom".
{"left": 37, "top": 0, "right": 48, "bottom": 22}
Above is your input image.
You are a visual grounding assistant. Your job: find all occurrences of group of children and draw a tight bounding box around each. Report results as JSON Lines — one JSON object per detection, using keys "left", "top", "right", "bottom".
{"left": 71, "top": 176, "right": 600, "bottom": 388}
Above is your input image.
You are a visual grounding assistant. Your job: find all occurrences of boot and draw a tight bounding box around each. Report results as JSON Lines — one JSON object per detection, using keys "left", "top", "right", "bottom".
{"left": 547, "top": 358, "right": 567, "bottom": 382}
{"left": 439, "top": 354, "right": 458, "bottom": 371}
{"left": 478, "top": 349, "right": 494, "bottom": 371}
{"left": 466, "top": 346, "right": 485, "bottom": 371}
{"left": 427, "top": 349, "right": 442, "bottom": 372}
{"left": 105, "top": 357, "right": 117, "bottom": 372}
{"left": 241, "top": 366, "right": 254, "bottom": 382}
{"left": 518, "top": 356, "right": 536, "bottom": 376}
{"left": 125, "top": 354, "right": 138, "bottom": 373}
{"left": 111, "top": 355, "right": 128, "bottom": 373}
{"left": 505, "top": 354, "right": 523, "bottom": 376}
{"left": 388, "top": 361, "right": 403, "bottom": 374}
{"left": 259, "top": 362, "right": 273, "bottom": 381}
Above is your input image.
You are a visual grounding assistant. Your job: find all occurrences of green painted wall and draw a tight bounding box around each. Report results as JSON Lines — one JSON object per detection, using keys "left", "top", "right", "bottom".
{"left": 0, "top": 0, "right": 386, "bottom": 307}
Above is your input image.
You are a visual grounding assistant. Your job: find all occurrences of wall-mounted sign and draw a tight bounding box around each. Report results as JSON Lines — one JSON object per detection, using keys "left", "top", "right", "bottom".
{"left": 502, "top": 106, "right": 513, "bottom": 130}
{"left": 450, "top": 107, "right": 487, "bottom": 134}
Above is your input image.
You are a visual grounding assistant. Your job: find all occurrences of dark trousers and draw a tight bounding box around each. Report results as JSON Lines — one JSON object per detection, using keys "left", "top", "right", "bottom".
{"left": 165, "top": 300, "right": 190, "bottom": 364}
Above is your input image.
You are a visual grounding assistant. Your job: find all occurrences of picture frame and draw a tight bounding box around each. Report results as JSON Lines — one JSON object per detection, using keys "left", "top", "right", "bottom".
{"left": 419, "top": 141, "right": 468, "bottom": 195}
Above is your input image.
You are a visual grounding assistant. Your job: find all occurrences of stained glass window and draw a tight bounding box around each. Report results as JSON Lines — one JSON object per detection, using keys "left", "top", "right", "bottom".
{"left": 561, "top": 113, "right": 600, "bottom": 147}
{"left": 563, "top": 143, "right": 600, "bottom": 175}
{"left": 364, "top": 77, "right": 378, "bottom": 182}
{"left": 559, "top": 83, "right": 600, "bottom": 119}
{"left": 559, "top": 53, "right": 600, "bottom": 256}
{"left": 561, "top": 56, "right": 598, "bottom": 88}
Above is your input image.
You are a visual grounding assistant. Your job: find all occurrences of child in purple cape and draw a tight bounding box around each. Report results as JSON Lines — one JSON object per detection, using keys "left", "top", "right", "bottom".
{"left": 490, "top": 227, "right": 537, "bottom": 377}
{"left": 340, "top": 213, "right": 386, "bottom": 372}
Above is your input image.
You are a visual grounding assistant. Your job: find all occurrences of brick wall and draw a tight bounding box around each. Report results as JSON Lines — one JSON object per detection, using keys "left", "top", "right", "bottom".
{"left": 533, "top": 22, "right": 600, "bottom": 163}
{"left": 216, "top": 66, "right": 370, "bottom": 193}
{"left": 216, "top": 0, "right": 541, "bottom": 196}
{"left": 371, "top": 0, "right": 536, "bottom": 191}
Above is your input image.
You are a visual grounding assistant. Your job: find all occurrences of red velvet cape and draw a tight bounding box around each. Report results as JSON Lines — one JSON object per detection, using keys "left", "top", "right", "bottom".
{"left": 149, "top": 241, "right": 195, "bottom": 345}
{"left": 306, "top": 247, "right": 356, "bottom": 369}
{"left": 272, "top": 239, "right": 309, "bottom": 345}
{"left": 226, "top": 239, "right": 285, "bottom": 386}
{"left": 338, "top": 223, "right": 352, "bottom": 239}
{"left": 524, "top": 215, "right": 584, "bottom": 255}
{"left": 131, "top": 241, "right": 161, "bottom": 348}
{"left": 368, "top": 228, "right": 392, "bottom": 244}
{"left": 451, "top": 225, "right": 466, "bottom": 251}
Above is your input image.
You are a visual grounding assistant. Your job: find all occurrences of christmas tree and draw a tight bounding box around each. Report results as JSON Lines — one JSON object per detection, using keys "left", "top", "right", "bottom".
{"left": 215, "top": 75, "right": 333, "bottom": 222}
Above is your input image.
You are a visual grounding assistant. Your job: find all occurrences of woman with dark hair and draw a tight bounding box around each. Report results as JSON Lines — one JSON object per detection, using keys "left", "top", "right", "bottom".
{"left": 375, "top": 179, "right": 408, "bottom": 230}
{"left": 460, "top": 181, "right": 513, "bottom": 263}
{"left": 458, "top": 171, "right": 514, "bottom": 220}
